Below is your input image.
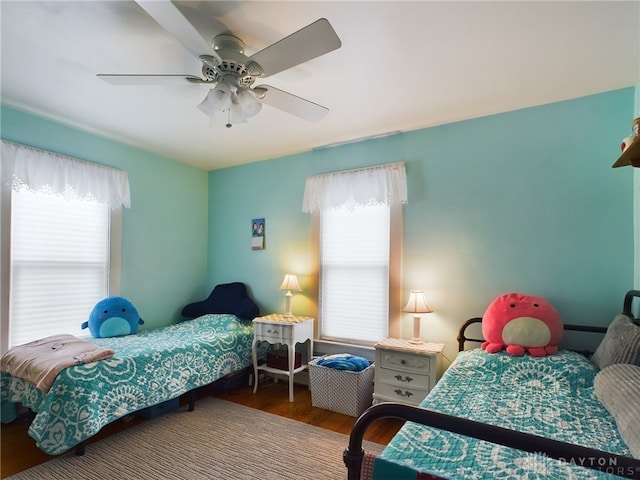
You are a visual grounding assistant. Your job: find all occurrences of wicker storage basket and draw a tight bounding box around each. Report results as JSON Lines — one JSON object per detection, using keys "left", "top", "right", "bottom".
{"left": 308, "top": 356, "right": 374, "bottom": 417}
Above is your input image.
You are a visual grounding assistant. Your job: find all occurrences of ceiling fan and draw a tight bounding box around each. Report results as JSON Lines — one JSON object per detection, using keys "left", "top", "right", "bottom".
{"left": 97, "top": 1, "right": 342, "bottom": 128}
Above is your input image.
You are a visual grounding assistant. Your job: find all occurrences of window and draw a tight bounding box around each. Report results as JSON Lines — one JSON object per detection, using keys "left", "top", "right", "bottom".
{"left": 9, "top": 190, "right": 111, "bottom": 346}
{"left": 303, "top": 162, "right": 407, "bottom": 345}
{"left": 319, "top": 203, "right": 390, "bottom": 343}
{"left": 0, "top": 141, "right": 129, "bottom": 352}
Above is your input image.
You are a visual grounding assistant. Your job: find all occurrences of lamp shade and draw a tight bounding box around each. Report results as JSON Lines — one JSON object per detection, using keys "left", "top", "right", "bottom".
{"left": 229, "top": 102, "right": 247, "bottom": 124}
{"left": 211, "top": 82, "right": 232, "bottom": 111}
{"left": 197, "top": 84, "right": 232, "bottom": 116}
{"left": 197, "top": 91, "right": 216, "bottom": 116}
{"left": 280, "top": 274, "right": 302, "bottom": 292}
{"left": 238, "top": 89, "right": 263, "bottom": 118}
{"left": 197, "top": 97, "right": 225, "bottom": 128}
{"left": 403, "top": 290, "right": 433, "bottom": 314}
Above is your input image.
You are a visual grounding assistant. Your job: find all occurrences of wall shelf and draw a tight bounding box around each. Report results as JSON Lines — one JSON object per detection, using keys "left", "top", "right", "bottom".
{"left": 612, "top": 137, "right": 640, "bottom": 168}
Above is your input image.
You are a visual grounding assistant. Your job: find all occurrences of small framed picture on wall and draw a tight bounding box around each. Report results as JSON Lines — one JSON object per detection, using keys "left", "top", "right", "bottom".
{"left": 251, "top": 218, "right": 265, "bottom": 250}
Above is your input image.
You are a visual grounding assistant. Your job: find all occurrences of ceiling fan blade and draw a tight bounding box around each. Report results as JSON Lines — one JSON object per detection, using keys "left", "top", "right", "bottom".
{"left": 247, "top": 18, "right": 341, "bottom": 78}
{"left": 135, "top": 0, "right": 221, "bottom": 64}
{"left": 97, "top": 74, "right": 209, "bottom": 85}
{"left": 256, "top": 84, "right": 329, "bottom": 123}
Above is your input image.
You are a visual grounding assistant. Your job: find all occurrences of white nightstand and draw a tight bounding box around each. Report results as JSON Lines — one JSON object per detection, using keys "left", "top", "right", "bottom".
{"left": 372, "top": 338, "right": 444, "bottom": 406}
{"left": 252, "top": 314, "right": 314, "bottom": 402}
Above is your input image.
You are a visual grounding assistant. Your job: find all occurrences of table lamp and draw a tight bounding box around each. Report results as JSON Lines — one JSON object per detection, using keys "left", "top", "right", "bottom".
{"left": 403, "top": 290, "right": 433, "bottom": 344}
{"left": 280, "top": 274, "right": 302, "bottom": 316}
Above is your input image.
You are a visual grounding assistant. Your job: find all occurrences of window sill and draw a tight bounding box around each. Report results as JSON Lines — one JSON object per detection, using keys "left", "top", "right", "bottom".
{"left": 313, "top": 339, "right": 375, "bottom": 362}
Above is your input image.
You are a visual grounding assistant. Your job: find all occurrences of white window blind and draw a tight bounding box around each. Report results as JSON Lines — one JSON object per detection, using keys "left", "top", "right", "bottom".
{"left": 320, "top": 204, "right": 390, "bottom": 343}
{"left": 9, "top": 190, "right": 110, "bottom": 346}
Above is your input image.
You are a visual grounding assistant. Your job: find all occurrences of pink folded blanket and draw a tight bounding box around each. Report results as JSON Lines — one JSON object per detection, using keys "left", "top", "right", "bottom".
{"left": 1, "top": 334, "right": 115, "bottom": 393}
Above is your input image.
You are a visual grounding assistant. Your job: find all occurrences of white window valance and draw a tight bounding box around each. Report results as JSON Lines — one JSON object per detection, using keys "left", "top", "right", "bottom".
{"left": 1, "top": 140, "right": 131, "bottom": 208}
{"left": 302, "top": 162, "right": 407, "bottom": 213}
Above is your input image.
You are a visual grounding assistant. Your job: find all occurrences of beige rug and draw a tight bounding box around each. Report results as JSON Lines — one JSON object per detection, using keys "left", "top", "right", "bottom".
{"left": 7, "top": 397, "right": 383, "bottom": 479}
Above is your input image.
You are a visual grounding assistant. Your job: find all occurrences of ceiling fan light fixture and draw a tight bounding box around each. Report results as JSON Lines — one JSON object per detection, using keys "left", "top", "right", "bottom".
{"left": 229, "top": 102, "right": 247, "bottom": 125}
{"left": 238, "top": 89, "right": 262, "bottom": 118}
{"left": 196, "top": 97, "right": 222, "bottom": 128}
{"left": 207, "top": 81, "right": 232, "bottom": 111}
{"left": 197, "top": 91, "right": 216, "bottom": 116}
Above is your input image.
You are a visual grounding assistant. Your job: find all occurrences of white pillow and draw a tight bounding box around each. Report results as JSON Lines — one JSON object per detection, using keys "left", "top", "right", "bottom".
{"left": 591, "top": 314, "right": 640, "bottom": 369}
{"left": 594, "top": 363, "right": 640, "bottom": 459}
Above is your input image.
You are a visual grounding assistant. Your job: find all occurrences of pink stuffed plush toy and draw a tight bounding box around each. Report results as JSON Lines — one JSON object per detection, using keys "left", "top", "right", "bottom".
{"left": 481, "top": 292, "right": 563, "bottom": 357}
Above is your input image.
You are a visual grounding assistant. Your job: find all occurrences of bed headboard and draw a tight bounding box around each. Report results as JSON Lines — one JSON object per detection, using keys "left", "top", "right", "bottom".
{"left": 622, "top": 289, "right": 640, "bottom": 318}
{"left": 181, "top": 282, "right": 260, "bottom": 321}
{"left": 457, "top": 290, "right": 640, "bottom": 352}
{"left": 456, "top": 317, "right": 484, "bottom": 352}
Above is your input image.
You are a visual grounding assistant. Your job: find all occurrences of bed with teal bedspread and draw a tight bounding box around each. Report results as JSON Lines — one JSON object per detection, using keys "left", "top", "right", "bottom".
{"left": 376, "top": 348, "right": 632, "bottom": 479}
{"left": 1, "top": 313, "right": 255, "bottom": 455}
{"left": 346, "top": 290, "right": 640, "bottom": 480}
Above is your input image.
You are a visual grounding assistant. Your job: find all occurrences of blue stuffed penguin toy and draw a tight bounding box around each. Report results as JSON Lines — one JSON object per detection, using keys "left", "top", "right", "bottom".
{"left": 82, "top": 296, "right": 144, "bottom": 338}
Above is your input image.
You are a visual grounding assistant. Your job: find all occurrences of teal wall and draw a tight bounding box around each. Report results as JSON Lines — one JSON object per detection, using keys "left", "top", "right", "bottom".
{"left": 209, "top": 88, "right": 636, "bottom": 357}
{"left": 2, "top": 88, "right": 635, "bottom": 358}
{"left": 1, "top": 106, "right": 209, "bottom": 328}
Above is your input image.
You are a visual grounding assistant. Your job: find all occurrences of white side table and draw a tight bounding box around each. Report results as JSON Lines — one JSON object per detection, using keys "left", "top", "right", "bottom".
{"left": 372, "top": 338, "right": 444, "bottom": 406}
{"left": 252, "top": 314, "right": 314, "bottom": 402}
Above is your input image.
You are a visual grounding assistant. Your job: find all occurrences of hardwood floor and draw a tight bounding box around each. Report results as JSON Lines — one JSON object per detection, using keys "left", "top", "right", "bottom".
{"left": 0, "top": 381, "right": 403, "bottom": 479}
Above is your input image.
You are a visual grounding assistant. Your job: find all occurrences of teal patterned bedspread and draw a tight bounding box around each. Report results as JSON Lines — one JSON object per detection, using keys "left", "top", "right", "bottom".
{"left": 378, "top": 349, "right": 633, "bottom": 480}
{"left": 1, "top": 314, "right": 255, "bottom": 455}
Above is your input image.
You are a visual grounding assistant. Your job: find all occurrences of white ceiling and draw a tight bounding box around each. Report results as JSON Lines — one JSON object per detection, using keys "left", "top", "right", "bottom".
{"left": 2, "top": 1, "right": 639, "bottom": 171}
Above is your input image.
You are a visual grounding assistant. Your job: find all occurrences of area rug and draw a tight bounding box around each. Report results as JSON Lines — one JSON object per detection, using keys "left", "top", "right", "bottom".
{"left": 7, "top": 397, "right": 383, "bottom": 479}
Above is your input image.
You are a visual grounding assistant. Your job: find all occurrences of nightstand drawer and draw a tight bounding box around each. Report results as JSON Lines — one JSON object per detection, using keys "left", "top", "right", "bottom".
{"left": 379, "top": 350, "right": 431, "bottom": 374}
{"left": 374, "top": 382, "right": 427, "bottom": 405}
{"left": 376, "top": 366, "right": 430, "bottom": 389}
{"left": 254, "top": 323, "right": 293, "bottom": 343}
